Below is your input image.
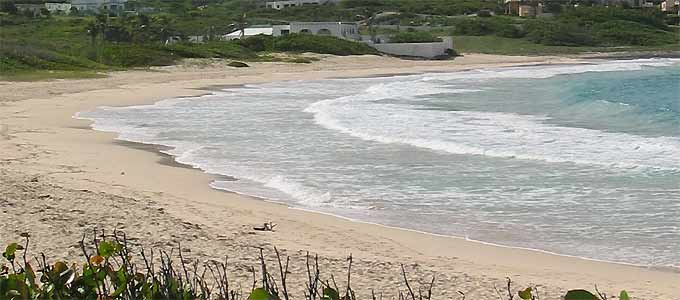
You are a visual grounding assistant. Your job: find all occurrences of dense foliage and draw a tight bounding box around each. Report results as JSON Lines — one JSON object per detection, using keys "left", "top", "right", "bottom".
{"left": 341, "top": 0, "right": 503, "bottom": 16}
{"left": 1, "top": 232, "right": 632, "bottom": 300}
{"left": 389, "top": 31, "right": 442, "bottom": 43}
{"left": 0, "top": 13, "right": 376, "bottom": 76}
{"left": 1, "top": 0, "right": 678, "bottom": 78}
{"left": 234, "top": 34, "right": 379, "bottom": 56}
{"left": 449, "top": 7, "right": 679, "bottom": 47}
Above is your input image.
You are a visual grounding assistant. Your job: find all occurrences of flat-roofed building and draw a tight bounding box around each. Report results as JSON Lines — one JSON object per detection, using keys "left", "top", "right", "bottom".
{"left": 273, "top": 22, "right": 360, "bottom": 40}
{"left": 265, "top": 0, "right": 340, "bottom": 10}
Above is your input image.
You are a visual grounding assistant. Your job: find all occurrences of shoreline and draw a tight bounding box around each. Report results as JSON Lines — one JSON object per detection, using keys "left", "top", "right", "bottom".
{"left": 3, "top": 54, "right": 680, "bottom": 299}
{"left": 100, "top": 81, "right": 674, "bottom": 274}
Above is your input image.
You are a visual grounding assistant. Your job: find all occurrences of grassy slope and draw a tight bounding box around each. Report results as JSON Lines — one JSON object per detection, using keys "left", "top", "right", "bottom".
{"left": 453, "top": 35, "right": 680, "bottom": 56}
{"left": 0, "top": 15, "right": 377, "bottom": 81}
{"left": 0, "top": 16, "right": 110, "bottom": 79}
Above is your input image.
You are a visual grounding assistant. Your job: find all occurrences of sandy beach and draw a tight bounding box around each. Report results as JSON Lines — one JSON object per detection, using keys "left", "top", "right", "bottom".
{"left": 1, "top": 54, "right": 679, "bottom": 299}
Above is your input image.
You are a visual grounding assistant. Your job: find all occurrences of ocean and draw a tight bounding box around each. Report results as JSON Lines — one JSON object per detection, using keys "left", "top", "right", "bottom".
{"left": 77, "top": 58, "right": 680, "bottom": 267}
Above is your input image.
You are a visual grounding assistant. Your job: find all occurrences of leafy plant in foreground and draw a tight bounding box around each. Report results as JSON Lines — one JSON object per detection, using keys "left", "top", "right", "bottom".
{"left": 1, "top": 230, "right": 633, "bottom": 300}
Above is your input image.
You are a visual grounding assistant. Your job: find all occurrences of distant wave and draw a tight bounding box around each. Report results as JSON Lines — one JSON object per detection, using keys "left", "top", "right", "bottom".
{"left": 421, "top": 58, "right": 678, "bottom": 82}
{"left": 305, "top": 59, "right": 680, "bottom": 172}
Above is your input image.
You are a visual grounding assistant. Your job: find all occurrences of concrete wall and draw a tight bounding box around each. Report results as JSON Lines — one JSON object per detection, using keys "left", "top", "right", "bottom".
{"left": 368, "top": 37, "right": 454, "bottom": 59}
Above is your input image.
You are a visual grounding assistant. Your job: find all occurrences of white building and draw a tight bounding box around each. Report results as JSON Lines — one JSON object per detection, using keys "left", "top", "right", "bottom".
{"left": 70, "top": 0, "right": 127, "bottom": 12}
{"left": 265, "top": 0, "right": 340, "bottom": 10}
{"left": 222, "top": 27, "right": 274, "bottom": 40}
{"left": 661, "top": 0, "right": 680, "bottom": 11}
{"left": 273, "top": 22, "right": 360, "bottom": 40}
{"left": 45, "top": 2, "right": 72, "bottom": 14}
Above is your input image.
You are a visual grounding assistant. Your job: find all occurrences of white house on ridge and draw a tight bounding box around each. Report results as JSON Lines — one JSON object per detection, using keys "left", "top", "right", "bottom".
{"left": 265, "top": 0, "right": 340, "bottom": 10}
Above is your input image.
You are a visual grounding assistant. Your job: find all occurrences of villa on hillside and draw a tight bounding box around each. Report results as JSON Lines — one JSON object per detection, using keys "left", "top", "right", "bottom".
{"left": 45, "top": 2, "right": 72, "bottom": 14}
{"left": 661, "top": 0, "right": 680, "bottom": 11}
{"left": 70, "top": 0, "right": 127, "bottom": 12}
{"left": 265, "top": 0, "right": 340, "bottom": 10}
{"left": 222, "top": 22, "right": 360, "bottom": 41}
{"left": 273, "top": 22, "right": 360, "bottom": 40}
{"left": 505, "top": 0, "right": 548, "bottom": 17}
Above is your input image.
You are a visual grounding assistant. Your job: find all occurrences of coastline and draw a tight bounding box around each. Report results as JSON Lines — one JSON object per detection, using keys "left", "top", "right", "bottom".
{"left": 2, "top": 54, "right": 680, "bottom": 299}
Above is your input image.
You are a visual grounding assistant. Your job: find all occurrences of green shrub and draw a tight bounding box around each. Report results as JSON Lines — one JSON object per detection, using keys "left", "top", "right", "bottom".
{"left": 272, "top": 34, "right": 378, "bottom": 56}
{"left": 559, "top": 6, "right": 669, "bottom": 30}
{"left": 592, "top": 20, "right": 678, "bottom": 46}
{"left": 164, "top": 42, "right": 256, "bottom": 59}
{"left": 236, "top": 34, "right": 275, "bottom": 52}
{"left": 163, "top": 43, "right": 215, "bottom": 58}
{"left": 99, "top": 44, "right": 176, "bottom": 67}
{"left": 525, "top": 20, "right": 596, "bottom": 46}
{"left": 452, "top": 17, "right": 526, "bottom": 38}
{"left": 0, "top": 41, "right": 104, "bottom": 72}
{"left": 389, "top": 31, "right": 442, "bottom": 43}
{"left": 494, "top": 24, "right": 526, "bottom": 38}
{"left": 452, "top": 18, "right": 494, "bottom": 36}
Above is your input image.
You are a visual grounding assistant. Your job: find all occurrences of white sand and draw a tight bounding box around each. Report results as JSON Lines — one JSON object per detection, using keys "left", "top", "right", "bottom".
{"left": 1, "top": 54, "right": 679, "bottom": 299}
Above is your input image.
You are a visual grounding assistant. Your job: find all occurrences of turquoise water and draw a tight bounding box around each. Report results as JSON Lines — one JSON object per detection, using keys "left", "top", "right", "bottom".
{"left": 78, "top": 59, "right": 680, "bottom": 267}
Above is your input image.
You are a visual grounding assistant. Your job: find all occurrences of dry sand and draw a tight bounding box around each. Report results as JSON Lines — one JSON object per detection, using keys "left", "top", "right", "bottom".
{"left": 1, "top": 54, "right": 679, "bottom": 299}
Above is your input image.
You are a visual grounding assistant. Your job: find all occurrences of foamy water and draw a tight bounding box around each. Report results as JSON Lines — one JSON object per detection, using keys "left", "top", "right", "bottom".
{"left": 77, "top": 59, "right": 680, "bottom": 267}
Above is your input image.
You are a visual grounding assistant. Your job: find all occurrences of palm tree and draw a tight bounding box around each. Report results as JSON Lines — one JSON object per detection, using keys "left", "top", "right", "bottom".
{"left": 233, "top": 13, "right": 247, "bottom": 39}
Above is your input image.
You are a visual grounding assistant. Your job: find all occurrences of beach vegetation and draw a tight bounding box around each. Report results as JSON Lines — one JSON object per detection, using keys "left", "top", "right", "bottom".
{"left": 389, "top": 30, "right": 443, "bottom": 43}
{"left": 447, "top": 7, "right": 679, "bottom": 49}
{"left": 1, "top": 1, "right": 679, "bottom": 80}
{"left": 234, "top": 34, "right": 379, "bottom": 56}
{"left": 1, "top": 231, "right": 633, "bottom": 300}
{"left": 269, "top": 34, "right": 378, "bottom": 56}
{"left": 0, "top": 13, "right": 375, "bottom": 80}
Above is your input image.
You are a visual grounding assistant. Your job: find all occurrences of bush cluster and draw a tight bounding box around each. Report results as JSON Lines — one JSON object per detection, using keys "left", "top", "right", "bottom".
{"left": 450, "top": 7, "right": 678, "bottom": 47}
{"left": 0, "top": 41, "right": 104, "bottom": 72}
{"left": 235, "top": 34, "right": 379, "bottom": 56}
{"left": 389, "top": 31, "right": 443, "bottom": 43}
{"left": 0, "top": 232, "right": 634, "bottom": 300}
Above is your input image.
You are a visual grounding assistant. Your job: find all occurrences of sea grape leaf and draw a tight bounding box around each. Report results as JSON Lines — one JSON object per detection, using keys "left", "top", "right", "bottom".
{"left": 518, "top": 287, "right": 533, "bottom": 300}
{"left": 564, "top": 289, "right": 600, "bottom": 300}
{"left": 619, "top": 290, "right": 630, "bottom": 300}
{"left": 98, "top": 241, "right": 121, "bottom": 257}
{"left": 323, "top": 287, "right": 340, "bottom": 300}
{"left": 2, "top": 243, "right": 18, "bottom": 262}
{"left": 53, "top": 261, "right": 68, "bottom": 275}
{"left": 248, "top": 287, "right": 270, "bottom": 300}
{"left": 90, "top": 255, "right": 104, "bottom": 266}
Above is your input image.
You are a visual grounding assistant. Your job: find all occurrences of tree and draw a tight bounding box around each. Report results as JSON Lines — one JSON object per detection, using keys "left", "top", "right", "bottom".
{"left": 0, "top": 1, "right": 18, "bottom": 14}
{"left": 69, "top": 6, "right": 78, "bottom": 15}
{"left": 233, "top": 13, "right": 247, "bottom": 39}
